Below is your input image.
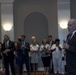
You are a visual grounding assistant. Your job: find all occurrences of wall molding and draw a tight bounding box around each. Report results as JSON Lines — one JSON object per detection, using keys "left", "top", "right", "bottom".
{"left": 0, "top": 0, "right": 14, "bottom": 3}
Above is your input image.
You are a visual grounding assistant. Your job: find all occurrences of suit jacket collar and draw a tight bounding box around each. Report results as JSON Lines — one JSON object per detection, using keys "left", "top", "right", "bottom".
{"left": 21, "top": 41, "right": 26, "bottom": 45}
{"left": 71, "top": 30, "right": 76, "bottom": 39}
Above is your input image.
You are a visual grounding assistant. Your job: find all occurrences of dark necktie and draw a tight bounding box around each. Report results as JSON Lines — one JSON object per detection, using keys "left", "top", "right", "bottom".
{"left": 22, "top": 41, "right": 25, "bottom": 54}
{"left": 5, "top": 42, "right": 9, "bottom": 56}
{"left": 68, "top": 34, "right": 72, "bottom": 44}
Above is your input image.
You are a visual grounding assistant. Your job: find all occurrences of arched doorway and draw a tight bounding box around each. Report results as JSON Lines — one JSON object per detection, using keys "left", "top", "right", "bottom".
{"left": 24, "top": 12, "right": 48, "bottom": 44}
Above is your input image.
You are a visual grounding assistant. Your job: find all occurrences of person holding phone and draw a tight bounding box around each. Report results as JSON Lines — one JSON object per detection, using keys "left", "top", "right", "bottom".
{"left": 19, "top": 35, "right": 30, "bottom": 75}
{"left": 40, "top": 39, "right": 51, "bottom": 75}
{"left": 51, "top": 38, "right": 63, "bottom": 75}
{"left": 2, "top": 35, "right": 15, "bottom": 75}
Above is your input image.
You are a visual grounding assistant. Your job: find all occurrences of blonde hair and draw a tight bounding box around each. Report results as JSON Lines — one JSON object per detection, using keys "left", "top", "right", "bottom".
{"left": 31, "top": 36, "right": 36, "bottom": 40}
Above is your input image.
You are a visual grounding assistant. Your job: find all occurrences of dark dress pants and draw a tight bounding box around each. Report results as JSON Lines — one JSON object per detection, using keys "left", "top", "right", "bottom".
{"left": 69, "top": 72, "right": 76, "bottom": 75}
{"left": 4, "top": 56, "right": 15, "bottom": 75}
{"left": 19, "top": 54, "right": 30, "bottom": 75}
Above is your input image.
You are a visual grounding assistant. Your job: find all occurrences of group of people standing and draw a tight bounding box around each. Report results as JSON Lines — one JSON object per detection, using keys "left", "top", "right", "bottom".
{"left": 0, "top": 19, "right": 76, "bottom": 75}
{"left": 0, "top": 35, "right": 30, "bottom": 75}
{"left": 0, "top": 34, "right": 66, "bottom": 75}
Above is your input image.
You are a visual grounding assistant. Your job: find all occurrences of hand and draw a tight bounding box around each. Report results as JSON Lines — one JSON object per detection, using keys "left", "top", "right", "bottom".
{"left": 21, "top": 45, "right": 25, "bottom": 48}
{"left": 57, "top": 45, "right": 60, "bottom": 48}
{"left": 58, "top": 46, "right": 62, "bottom": 50}
{"left": 43, "top": 47, "right": 46, "bottom": 49}
{"left": 45, "top": 50, "right": 50, "bottom": 54}
{"left": 3, "top": 49, "right": 10, "bottom": 54}
{"left": 54, "top": 48, "right": 56, "bottom": 51}
{"left": 51, "top": 48, "right": 56, "bottom": 52}
{"left": 3, "top": 50, "right": 7, "bottom": 54}
{"left": 63, "top": 43, "right": 69, "bottom": 49}
{"left": 5, "top": 49, "right": 10, "bottom": 52}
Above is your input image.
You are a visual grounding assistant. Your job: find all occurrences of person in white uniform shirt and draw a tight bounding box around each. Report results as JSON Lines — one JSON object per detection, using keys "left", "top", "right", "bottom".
{"left": 51, "top": 38, "right": 63, "bottom": 75}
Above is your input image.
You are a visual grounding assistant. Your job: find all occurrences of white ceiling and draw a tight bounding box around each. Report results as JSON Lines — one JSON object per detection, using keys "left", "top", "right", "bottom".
{"left": 58, "top": 0, "right": 70, "bottom": 10}
{"left": 58, "top": 0, "right": 70, "bottom": 3}
{"left": 0, "top": 0, "right": 14, "bottom": 3}
{"left": 0, "top": 0, "right": 70, "bottom": 10}
{"left": 0, "top": 0, "right": 70, "bottom": 4}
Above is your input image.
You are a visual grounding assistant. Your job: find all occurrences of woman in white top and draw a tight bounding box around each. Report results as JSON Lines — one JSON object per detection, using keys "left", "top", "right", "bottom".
{"left": 51, "top": 38, "right": 63, "bottom": 75}
{"left": 40, "top": 39, "right": 51, "bottom": 75}
{"left": 30, "top": 39, "right": 39, "bottom": 74}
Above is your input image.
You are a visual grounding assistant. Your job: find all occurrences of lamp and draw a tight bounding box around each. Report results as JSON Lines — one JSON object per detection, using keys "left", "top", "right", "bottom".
{"left": 59, "top": 20, "right": 68, "bottom": 29}
{"left": 3, "top": 23, "right": 13, "bottom": 31}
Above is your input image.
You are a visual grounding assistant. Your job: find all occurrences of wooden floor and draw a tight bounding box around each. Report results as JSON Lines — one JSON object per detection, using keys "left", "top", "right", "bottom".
{"left": 2, "top": 72, "right": 66, "bottom": 75}
{"left": 16, "top": 72, "right": 54, "bottom": 75}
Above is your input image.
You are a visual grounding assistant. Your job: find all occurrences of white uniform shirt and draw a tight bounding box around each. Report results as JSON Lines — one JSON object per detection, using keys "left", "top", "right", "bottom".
{"left": 51, "top": 44, "right": 63, "bottom": 59}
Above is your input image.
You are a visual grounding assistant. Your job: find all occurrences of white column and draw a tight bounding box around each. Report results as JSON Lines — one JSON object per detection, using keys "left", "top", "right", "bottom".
{"left": 58, "top": 0, "right": 70, "bottom": 44}
{"left": 0, "top": 0, "right": 14, "bottom": 42}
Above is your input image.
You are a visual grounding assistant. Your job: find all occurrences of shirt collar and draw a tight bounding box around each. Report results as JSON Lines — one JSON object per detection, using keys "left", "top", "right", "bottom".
{"left": 72, "top": 30, "right": 76, "bottom": 35}
{"left": 71, "top": 30, "right": 76, "bottom": 38}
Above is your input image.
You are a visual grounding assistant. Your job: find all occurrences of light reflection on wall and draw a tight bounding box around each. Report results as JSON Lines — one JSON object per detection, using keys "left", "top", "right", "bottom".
{"left": 3, "top": 23, "right": 13, "bottom": 31}
{"left": 59, "top": 20, "right": 68, "bottom": 29}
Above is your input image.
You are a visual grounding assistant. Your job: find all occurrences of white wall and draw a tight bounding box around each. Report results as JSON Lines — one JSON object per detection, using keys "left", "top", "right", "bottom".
{"left": 14, "top": 0, "right": 58, "bottom": 41}
{"left": 0, "top": 1, "right": 14, "bottom": 42}
{"left": 58, "top": 0, "right": 70, "bottom": 44}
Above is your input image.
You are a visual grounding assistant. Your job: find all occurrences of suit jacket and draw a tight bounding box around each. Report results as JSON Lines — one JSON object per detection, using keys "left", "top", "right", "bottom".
{"left": 2, "top": 40, "right": 15, "bottom": 59}
{"left": 66, "top": 32, "right": 76, "bottom": 72}
{"left": 20, "top": 41, "right": 30, "bottom": 56}
{"left": 0, "top": 48, "right": 2, "bottom": 59}
{"left": 47, "top": 40, "right": 54, "bottom": 46}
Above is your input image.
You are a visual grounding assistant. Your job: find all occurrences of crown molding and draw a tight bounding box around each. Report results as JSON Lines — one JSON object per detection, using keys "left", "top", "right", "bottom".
{"left": 0, "top": 0, "right": 14, "bottom": 3}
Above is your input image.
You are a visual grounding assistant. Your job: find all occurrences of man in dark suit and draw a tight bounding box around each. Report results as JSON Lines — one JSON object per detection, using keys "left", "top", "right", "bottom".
{"left": 2, "top": 35, "right": 15, "bottom": 75}
{"left": 63, "top": 19, "right": 76, "bottom": 75}
{"left": 47, "top": 35, "right": 54, "bottom": 73}
{"left": 19, "top": 35, "right": 30, "bottom": 75}
{"left": 47, "top": 35, "right": 54, "bottom": 46}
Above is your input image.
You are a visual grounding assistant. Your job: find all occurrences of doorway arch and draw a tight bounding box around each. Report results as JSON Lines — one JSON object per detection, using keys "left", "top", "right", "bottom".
{"left": 24, "top": 12, "right": 48, "bottom": 44}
